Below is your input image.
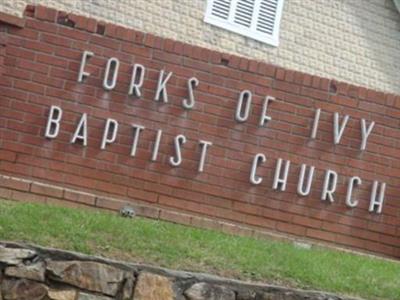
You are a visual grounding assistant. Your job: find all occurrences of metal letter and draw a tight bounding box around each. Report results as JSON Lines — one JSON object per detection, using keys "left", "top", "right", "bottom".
{"left": 346, "top": 176, "right": 362, "bottom": 208}
{"left": 272, "top": 158, "right": 291, "bottom": 191}
{"left": 182, "top": 77, "right": 199, "bottom": 110}
{"left": 259, "top": 96, "right": 274, "bottom": 127}
{"left": 235, "top": 90, "right": 252, "bottom": 123}
{"left": 130, "top": 124, "right": 145, "bottom": 157}
{"left": 77, "top": 50, "right": 94, "bottom": 83}
{"left": 154, "top": 69, "right": 173, "bottom": 103}
{"left": 250, "top": 153, "right": 266, "bottom": 185}
{"left": 297, "top": 164, "right": 315, "bottom": 196}
{"left": 198, "top": 140, "right": 212, "bottom": 172}
{"left": 103, "top": 57, "right": 120, "bottom": 91}
{"left": 333, "top": 112, "right": 349, "bottom": 144}
{"left": 360, "top": 119, "right": 375, "bottom": 151}
{"left": 71, "top": 113, "right": 88, "bottom": 146}
{"left": 151, "top": 129, "right": 163, "bottom": 161}
{"left": 101, "top": 118, "right": 119, "bottom": 149}
{"left": 45, "top": 105, "right": 63, "bottom": 139}
{"left": 310, "top": 108, "right": 321, "bottom": 139}
{"left": 321, "top": 169, "right": 338, "bottom": 202}
{"left": 369, "top": 181, "right": 386, "bottom": 214}
{"left": 169, "top": 134, "right": 187, "bottom": 167}
{"left": 128, "top": 64, "right": 145, "bottom": 97}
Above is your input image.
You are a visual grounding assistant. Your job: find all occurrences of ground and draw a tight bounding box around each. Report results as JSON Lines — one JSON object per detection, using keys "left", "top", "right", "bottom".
{"left": 0, "top": 200, "right": 399, "bottom": 300}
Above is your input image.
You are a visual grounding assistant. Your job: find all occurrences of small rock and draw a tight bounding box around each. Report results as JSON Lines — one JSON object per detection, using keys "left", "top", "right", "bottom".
{"left": 0, "top": 246, "right": 36, "bottom": 265}
{"left": 77, "top": 292, "right": 114, "bottom": 300}
{"left": 48, "top": 289, "right": 78, "bottom": 300}
{"left": 184, "top": 282, "right": 235, "bottom": 300}
{"left": 121, "top": 273, "right": 135, "bottom": 300}
{"left": 120, "top": 205, "right": 136, "bottom": 218}
{"left": 5, "top": 261, "right": 45, "bottom": 282}
{"left": 133, "top": 272, "right": 175, "bottom": 300}
{"left": 237, "top": 290, "right": 257, "bottom": 300}
{"left": 47, "top": 261, "right": 125, "bottom": 296}
{"left": 293, "top": 241, "right": 312, "bottom": 250}
{"left": 1, "top": 278, "right": 48, "bottom": 300}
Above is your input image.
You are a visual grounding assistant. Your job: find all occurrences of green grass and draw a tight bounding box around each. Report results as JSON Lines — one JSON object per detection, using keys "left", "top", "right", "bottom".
{"left": 0, "top": 200, "right": 399, "bottom": 300}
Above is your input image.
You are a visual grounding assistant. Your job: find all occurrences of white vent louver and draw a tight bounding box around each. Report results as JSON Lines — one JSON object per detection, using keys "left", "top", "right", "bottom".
{"left": 234, "top": 0, "right": 255, "bottom": 27}
{"left": 257, "top": 0, "right": 278, "bottom": 35}
{"left": 204, "top": 0, "right": 284, "bottom": 46}
{"left": 211, "top": 0, "right": 231, "bottom": 19}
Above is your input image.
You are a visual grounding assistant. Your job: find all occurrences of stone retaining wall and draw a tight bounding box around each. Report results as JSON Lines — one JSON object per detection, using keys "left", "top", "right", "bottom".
{"left": 0, "top": 242, "right": 360, "bottom": 300}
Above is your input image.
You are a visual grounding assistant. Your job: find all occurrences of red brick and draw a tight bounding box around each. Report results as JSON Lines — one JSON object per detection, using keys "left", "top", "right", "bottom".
{"left": 0, "top": 150, "right": 17, "bottom": 162}
{"left": 35, "top": 5, "right": 57, "bottom": 23}
{"left": 0, "top": 176, "right": 31, "bottom": 191}
{"left": 8, "top": 27, "right": 38, "bottom": 40}
{"left": 127, "top": 188, "right": 158, "bottom": 203}
{"left": 160, "top": 210, "right": 192, "bottom": 225}
{"left": 134, "top": 205, "right": 160, "bottom": 219}
{"left": 0, "top": 12, "right": 25, "bottom": 27}
{"left": 64, "top": 189, "right": 96, "bottom": 206}
{"left": 31, "top": 182, "right": 63, "bottom": 198}
{"left": 95, "top": 196, "right": 125, "bottom": 211}
{"left": 306, "top": 229, "right": 336, "bottom": 242}
{"left": 11, "top": 190, "right": 45, "bottom": 204}
{"left": 0, "top": 187, "right": 12, "bottom": 199}
{"left": 277, "top": 222, "right": 306, "bottom": 236}
{"left": 275, "top": 68, "right": 285, "bottom": 80}
{"left": 23, "top": 5, "right": 36, "bottom": 17}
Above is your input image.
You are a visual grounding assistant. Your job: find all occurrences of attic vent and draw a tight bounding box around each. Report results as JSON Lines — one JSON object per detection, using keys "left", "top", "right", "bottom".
{"left": 234, "top": 0, "right": 255, "bottom": 27}
{"left": 204, "top": 0, "right": 284, "bottom": 46}
{"left": 211, "top": 0, "right": 231, "bottom": 19}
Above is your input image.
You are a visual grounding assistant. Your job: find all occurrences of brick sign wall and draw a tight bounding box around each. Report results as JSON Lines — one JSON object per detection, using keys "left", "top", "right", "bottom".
{"left": 0, "top": 6, "right": 399, "bottom": 257}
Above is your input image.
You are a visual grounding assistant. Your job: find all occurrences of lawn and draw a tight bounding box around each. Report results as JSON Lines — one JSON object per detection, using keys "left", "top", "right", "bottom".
{"left": 0, "top": 200, "right": 399, "bottom": 300}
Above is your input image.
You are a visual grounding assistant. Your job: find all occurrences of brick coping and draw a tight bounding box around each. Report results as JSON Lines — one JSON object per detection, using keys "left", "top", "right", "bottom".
{"left": 0, "top": 11, "right": 25, "bottom": 28}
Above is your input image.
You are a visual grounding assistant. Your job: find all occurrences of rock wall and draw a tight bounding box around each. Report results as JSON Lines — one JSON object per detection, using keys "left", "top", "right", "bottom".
{"left": 0, "top": 242, "right": 359, "bottom": 300}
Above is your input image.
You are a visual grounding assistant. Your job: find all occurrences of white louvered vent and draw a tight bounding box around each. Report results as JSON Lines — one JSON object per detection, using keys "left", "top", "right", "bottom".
{"left": 210, "top": 0, "right": 231, "bottom": 20}
{"left": 204, "top": 0, "right": 284, "bottom": 46}
{"left": 257, "top": 0, "right": 278, "bottom": 35}
{"left": 233, "top": 0, "right": 255, "bottom": 28}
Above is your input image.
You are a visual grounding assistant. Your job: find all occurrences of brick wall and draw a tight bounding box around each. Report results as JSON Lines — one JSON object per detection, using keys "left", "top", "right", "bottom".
{"left": 1, "top": 1, "right": 400, "bottom": 95}
{"left": 0, "top": 6, "right": 399, "bottom": 258}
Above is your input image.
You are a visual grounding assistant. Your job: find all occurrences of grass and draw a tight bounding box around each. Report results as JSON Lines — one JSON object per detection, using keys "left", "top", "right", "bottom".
{"left": 0, "top": 200, "right": 399, "bottom": 300}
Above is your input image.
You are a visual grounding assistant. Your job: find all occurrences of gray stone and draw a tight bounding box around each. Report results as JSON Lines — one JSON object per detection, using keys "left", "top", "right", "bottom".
{"left": 77, "top": 292, "right": 113, "bottom": 300}
{"left": 0, "top": 246, "right": 36, "bottom": 265}
{"left": 236, "top": 290, "right": 257, "bottom": 300}
{"left": 47, "top": 289, "right": 78, "bottom": 300}
{"left": 133, "top": 272, "right": 175, "bottom": 300}
{"left": 1, "top": 278, "right": 48, "bottom": 300}
{"left": 5, "top": 261, "right": 45, "bottom": 282}
{"left": 184, "top": 282, "right": 235, "bottom": 300}
{"left": 121, "top": 273, "right": 135, "bottom": 300}
{"left": 47, "top": 260, "right": 125, "bottom": 296}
